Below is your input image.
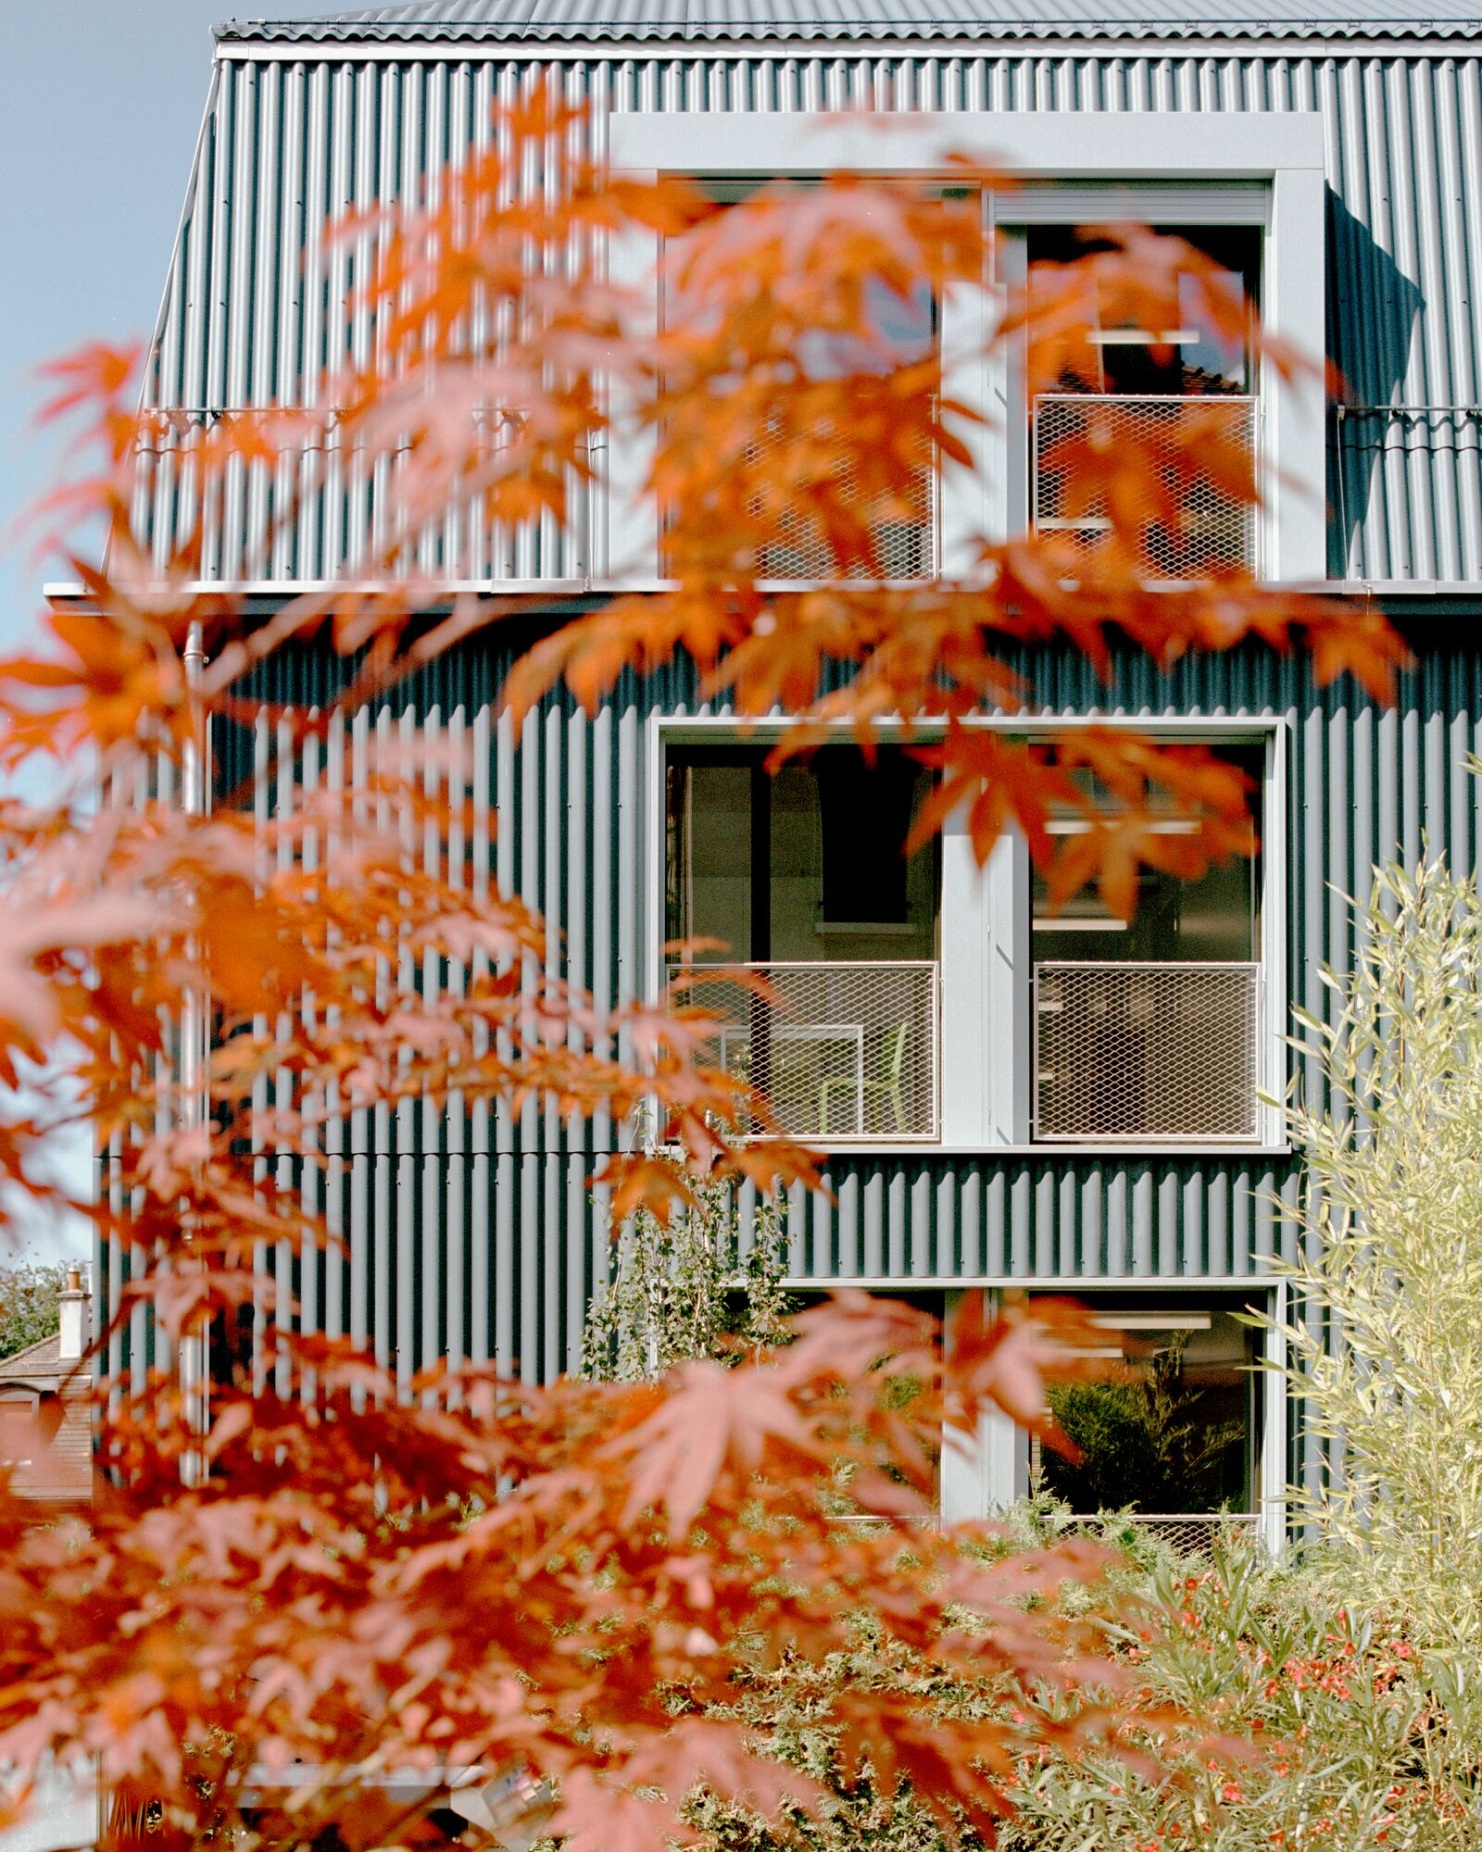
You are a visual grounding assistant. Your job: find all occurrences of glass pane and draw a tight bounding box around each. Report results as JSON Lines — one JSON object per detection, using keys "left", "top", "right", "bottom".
{"left": 1031, "top": 742, "right": 1261, "bottom": 964}
{"left": 1028, "top": 223, "right": 1260, "bottom": 397}
{"left": 667, "top": 757, "right": 753, "bottom": 961}
{"left": 1038, "top": 1307, "right": 1253, "bottom": 1516}
{"left": 666, "top": 744, "right": 939, "bottom": 964}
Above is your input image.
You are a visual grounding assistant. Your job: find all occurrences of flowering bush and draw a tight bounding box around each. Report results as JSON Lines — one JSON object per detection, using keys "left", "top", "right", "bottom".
{"left": 999, "top": 1529, "right": 1482, "bottom": 1852}
{"left": 677, "top": 1520, "right": 1482, "bottom": 1852}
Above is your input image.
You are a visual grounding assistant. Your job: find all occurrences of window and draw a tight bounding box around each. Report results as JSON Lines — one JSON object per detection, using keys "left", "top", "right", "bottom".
{"left": 1030, "top": 742, "right": 1265, "bottom": 1144}
{"left": 660, "top": 722, "right": 1281, "bottom": 1151}
{"left": 1027, "top": 224, "right": 1262, "bottom": 579}
{"left": 1033, "top": 1300, "right": 1258, "bottom": 1539}
{"left": 666, "top": 744, "right": 938, "bottom": 962}
{"left": 660, "top": 198, "right": 939, "bottom": 583}
{"left": 612, "top": 111, "right": 1327, "bottom": 585}
{"left": 664, "top": 741, "right": 941, "bottom": 1140}
{"left": 1028, "top": 223, "right": 1260, "bottom": 399}
{"left": 933, "top": 723, "right": 1280, "bottom": 1150}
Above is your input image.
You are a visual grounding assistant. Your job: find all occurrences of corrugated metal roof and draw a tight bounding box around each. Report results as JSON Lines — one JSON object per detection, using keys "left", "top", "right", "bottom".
{"left": 216, "top": 0, "right": 1482, "bottom": 44}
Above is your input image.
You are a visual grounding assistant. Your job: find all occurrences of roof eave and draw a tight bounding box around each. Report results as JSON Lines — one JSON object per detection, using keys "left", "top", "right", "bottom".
{"left": 212, "top": 14, "right": 1482, "bottom": 45}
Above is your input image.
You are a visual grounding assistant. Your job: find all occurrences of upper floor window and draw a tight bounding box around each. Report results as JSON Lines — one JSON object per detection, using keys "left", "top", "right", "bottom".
{"left": 1029, "top": 224, "right": 1260, "bottom": 399}
{"left": 1027, "top": 224, "right": 1262, "bottom": 579}
{"left": 661, "top": 198, "right": 939, "bottom": 583}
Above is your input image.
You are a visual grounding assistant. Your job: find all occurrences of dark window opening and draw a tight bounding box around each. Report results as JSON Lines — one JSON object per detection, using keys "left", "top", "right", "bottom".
{"left": 666, "top": 743, "right": 939, "bottom": 965}
{"left": 1033, "top": 1298, "right": 1257, "bottom": 1517}
{"left": 1028, "top": 223, "right": 1261, "bottom": 398}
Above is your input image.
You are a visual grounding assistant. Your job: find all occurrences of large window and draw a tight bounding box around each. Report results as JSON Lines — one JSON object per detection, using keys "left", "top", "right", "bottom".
{"left": 662, "top": 726, "right": 1277, "bottom": 1150}
{"left": 1034, "top": 1298, "right": 1258, "bottom": 1541}
{"left": 1030, "top": 743, "right": 1265, "bottom": 1144}
{"left": 665, "top": 743, "right": 940, "bottom": 1140}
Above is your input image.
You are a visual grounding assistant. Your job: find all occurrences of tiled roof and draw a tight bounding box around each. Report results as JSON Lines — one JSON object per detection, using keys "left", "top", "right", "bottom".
{"left": 217, "top": 0, "right": 1482, "bottom": 43}
{"left": 0, "top": 1332, "right": 82, "bottom": 1389}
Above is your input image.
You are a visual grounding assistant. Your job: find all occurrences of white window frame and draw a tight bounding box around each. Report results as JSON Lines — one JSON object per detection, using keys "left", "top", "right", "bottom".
{"left": 995, "top": 187, "right": 1272, "bottom": 572}
{"left": 942, "top": 1281, "right": 1288, "bottom": 1557}
{"left": 609, "top": 111, "right": 1327, "bottom": 588}
{"left": 943, "top": 714, "right": 1288, "bottom": 1155}
{"left": 647, "top": 712, "right": 1289, "bottom": 1158}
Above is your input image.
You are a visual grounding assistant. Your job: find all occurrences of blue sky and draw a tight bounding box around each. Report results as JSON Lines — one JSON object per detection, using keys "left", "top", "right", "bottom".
{"left": 0, "top": 2, "right": 337, "bottom": 1258}
{"left": 0, "top": 2, "right": 339, "bottom": 652}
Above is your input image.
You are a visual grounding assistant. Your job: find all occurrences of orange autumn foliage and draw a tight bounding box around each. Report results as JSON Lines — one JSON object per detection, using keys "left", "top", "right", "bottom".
{"left": 0, "top": 88, "right": 1397, "bottom": 1852}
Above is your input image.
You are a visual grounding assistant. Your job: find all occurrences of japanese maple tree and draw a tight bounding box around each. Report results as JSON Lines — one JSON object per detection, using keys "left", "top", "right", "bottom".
{"left": 0, "top": 90, "right": 1400, "bottom": 1852}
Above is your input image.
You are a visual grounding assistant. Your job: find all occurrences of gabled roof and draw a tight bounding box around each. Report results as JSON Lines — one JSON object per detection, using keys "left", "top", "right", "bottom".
{"left": 0, "top": 1332, "right": 63, "bottom": 1377}
{"left": 217, "top": 0, "right": 1482, "bottom": 45}
{"left": 0, "top": 1331, "right": 75, "bottom": 1392}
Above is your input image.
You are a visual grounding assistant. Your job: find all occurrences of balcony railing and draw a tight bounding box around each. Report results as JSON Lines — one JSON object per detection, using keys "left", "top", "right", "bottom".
{"left": 674, "top": 960, "right": 939, "bottom": 1141}
{"left": 1033, "top": 393, "right": 1258, "bottom": 578}
{"left": 747, "top": 425, "right": 937, "bottom": 582}
{"left": 1074, "top": 1512, "right": 1260, "bottom": 1559}
{"left": 1034, "top": 961, "right": 1261, "bottom": 1143}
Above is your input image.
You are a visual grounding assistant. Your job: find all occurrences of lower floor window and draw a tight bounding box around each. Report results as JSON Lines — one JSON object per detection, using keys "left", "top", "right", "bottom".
{"left": 1034, "top": 1302, "right": 1255, "bottom": 1519}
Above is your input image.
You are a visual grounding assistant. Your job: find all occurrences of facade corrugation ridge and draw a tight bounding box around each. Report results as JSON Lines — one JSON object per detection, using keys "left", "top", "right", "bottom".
{"left": 140, "top": 53, "right": 589, "bottom": 582}
{"left": 146, "top": 47, "right": 1482, "bottom": 583}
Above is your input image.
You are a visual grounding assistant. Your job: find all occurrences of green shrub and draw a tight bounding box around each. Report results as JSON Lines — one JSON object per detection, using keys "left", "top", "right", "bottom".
{"left": 685, "top": 1525, "right": 1482, "bottom": 1852}
{"left": 1044, "top": 1336, "right": 1246, "bottom": 1517}
{"left": 1000, "top": 1531, "right": 1482, "bottom": 1852}
{"left": 1262, "top": 856, "right": 1482, "bottom": 1649}
{"left": 580, "top": 1172, "right": 791, "bottom": 1382}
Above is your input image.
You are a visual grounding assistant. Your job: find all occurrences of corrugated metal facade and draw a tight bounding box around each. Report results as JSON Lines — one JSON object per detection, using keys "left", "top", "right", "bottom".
{"left": 93, "top": 630, "right": 1480, "bottom": 1385}
{"left": 114, "top": 13, "right": 1482, "bottom": 1413}
{"left": 143, "top": 35, "right": 1482, "bottom": 582}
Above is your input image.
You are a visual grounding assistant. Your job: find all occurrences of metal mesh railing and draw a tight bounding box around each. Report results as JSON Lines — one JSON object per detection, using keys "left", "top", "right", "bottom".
{"left": 674, "top": 961, "right": 939, "bottom": 1140}
{"left": 1084, "top": 1512, "right": 1260, "bottom": 1559}
{"left": 1034, "top": 962, "right": 1260, "bottom": 1142}
{"left": 747, "top": 428, "right": 936, "bottom": 581}
{"left": 1033, "top": 393, "right": 1257, "bottom": 578}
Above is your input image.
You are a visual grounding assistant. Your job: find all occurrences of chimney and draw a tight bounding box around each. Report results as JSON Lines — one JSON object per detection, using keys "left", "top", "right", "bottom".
{"left": 58, "top": 1267, "right": 90, "bottom": 1364}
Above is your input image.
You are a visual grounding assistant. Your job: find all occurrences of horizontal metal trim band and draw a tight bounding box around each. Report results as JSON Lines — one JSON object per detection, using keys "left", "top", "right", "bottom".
{"left": 114, "top": 1143, "right": 1294, "bottom": 1162}
{"left": 1337, "top": 405, "right": 1482, "bottom": 415}
{"left": 784, "top": 1273, "right": 1280, "bottom": 1288}
{"left": 47, "top": 580, "right": 1482, "bottom": 613}
{"left": 795, "top": 1143, "right": 1293, "bottom": 1158}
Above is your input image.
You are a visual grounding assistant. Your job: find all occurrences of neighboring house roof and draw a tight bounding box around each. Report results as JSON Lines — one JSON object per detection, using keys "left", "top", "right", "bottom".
{"left": 217, "top": 0, "right": 1482, "bottom": 43}
{"left": 0, "top": 1332, "right": 93, "bottom": 1504}
{"left": 0, "top": 1332, "right": 72, "bottom": 1391}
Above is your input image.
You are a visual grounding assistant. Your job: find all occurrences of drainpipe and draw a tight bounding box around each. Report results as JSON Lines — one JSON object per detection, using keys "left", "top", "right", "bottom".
{"left": 180, "top": 621, "right": 210, "bottom": 1483}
